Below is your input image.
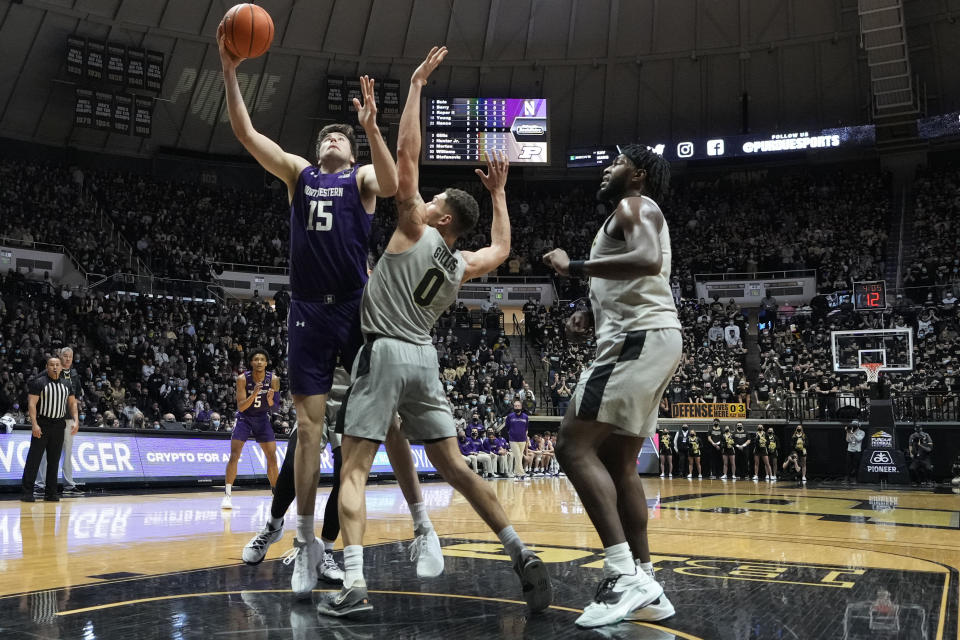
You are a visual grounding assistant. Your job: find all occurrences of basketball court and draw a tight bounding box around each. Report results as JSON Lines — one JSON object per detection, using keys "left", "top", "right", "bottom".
{"left": 2, "top": 476, "right": 957, "bottom": 639}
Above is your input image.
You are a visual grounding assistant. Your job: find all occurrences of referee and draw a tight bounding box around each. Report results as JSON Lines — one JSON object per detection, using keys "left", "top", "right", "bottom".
{"left": 21, "top": 356, "right": 78, "bottom": 502}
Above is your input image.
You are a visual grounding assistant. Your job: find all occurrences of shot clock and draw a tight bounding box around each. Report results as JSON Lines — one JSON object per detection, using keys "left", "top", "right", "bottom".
{"left": 853, "top": 280, "right": 887, "bottom": 310}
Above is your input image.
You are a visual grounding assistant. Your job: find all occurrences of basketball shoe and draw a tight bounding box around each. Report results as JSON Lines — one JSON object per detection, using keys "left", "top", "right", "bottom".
{"left": 221, "top": 495, "right": 233, "bottom": 509}
{"left": 319, "top": 551, "right": 345, "bottom": 583}
{"left": 242, "top": 520, "right": 284, "bottom": 564}
{"left": 575, "top": 571, "right": 664, "bottom": 628}
{"left": 513, "top": 549, "right": 552, "bottom": 613}
{"left": 283, "top": 538, "right": 323, "bottom": 599}
{"left": 409, "top": 528, "right": 444, "bottom": 578}
{"left": 316, "top": 583, "right": 374, "bottom": 618}
{"left": 625, "top": 560, "right": 675, "bottom": 622}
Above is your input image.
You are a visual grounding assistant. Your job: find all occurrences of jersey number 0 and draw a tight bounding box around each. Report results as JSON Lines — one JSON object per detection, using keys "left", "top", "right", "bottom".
{"left": 413, "top": 267, "right": 444, "bottom": 306}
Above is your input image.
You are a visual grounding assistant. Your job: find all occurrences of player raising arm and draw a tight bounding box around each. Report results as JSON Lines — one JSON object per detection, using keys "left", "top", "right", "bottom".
{"left": 318, "top": 46, "right": 551, "bottom": 619}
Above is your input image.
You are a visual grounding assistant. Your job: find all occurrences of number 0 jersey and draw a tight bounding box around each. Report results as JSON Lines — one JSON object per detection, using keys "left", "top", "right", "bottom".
{"left": 289, "top": 164, "right": 371, "bottom": 302}
{"left": 361, "top": 226, "right": 466, "bottom": 345}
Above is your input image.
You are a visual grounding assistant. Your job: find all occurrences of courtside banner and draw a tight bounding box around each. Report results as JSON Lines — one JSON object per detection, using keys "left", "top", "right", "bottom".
{"left": 671, "top": 403, "right": 747, "bottom": 419}
{"left": 0, "top": 432, "right": 436, "bottom": 484}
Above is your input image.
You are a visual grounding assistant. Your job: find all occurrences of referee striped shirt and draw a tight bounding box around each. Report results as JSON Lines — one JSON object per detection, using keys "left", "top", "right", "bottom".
{"left": 28, "top": 374, "right": 73, "bottom": 420}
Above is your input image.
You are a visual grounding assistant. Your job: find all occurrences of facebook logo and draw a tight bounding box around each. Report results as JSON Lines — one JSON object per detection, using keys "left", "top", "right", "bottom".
{"left": 707, "top": 139, "right": 725, "bottom": 156}
{"left": 676, "top": 142, "right": 694, "bottom": 158}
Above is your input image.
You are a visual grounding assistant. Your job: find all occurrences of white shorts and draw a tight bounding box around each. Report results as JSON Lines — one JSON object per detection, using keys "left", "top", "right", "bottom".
{"left": 339, "top": 337, "right": 455, "bottom": 443}
{"left": 571, "top": 328, "right": 682, "bottom": 437}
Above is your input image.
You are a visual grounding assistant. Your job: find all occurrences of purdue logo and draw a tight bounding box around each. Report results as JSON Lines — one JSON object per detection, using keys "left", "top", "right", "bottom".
{"left": 870, "top": 451, "right": 892, "bottom": 464}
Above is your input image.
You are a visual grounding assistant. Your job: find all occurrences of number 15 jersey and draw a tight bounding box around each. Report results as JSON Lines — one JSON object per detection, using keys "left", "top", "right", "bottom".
{"left": 290, "top": 165, "right": 372, "bottom": 301}
{"left": 361, "top": 226, "right": 466, "bottom": 345}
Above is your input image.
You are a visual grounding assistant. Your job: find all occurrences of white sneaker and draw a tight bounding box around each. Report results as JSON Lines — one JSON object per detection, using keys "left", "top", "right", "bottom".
{"left": 318, "top": 551, "right": 345, "bottom": 583}
{"left": 242, "top": 521, "right": 284, "bottom": 564}
{"left": 575, "top": 571, "right": 664, "bottom": 628}
{"left": 686, "top": 473, "right": 692, "bottom": 478}
{"left": 282, "top": 537, "right": 322, "bottom": 600}
{"left": 720, "top": 477, "right": 728, "bottom": 482}
{"left": 626, "top": 592, "right": 676, "bottom": 622}
{"left": 221, "top": 495, "right": 233, "bottom": 509}
{"left": 772, "top": 476, "right": 778, "bottom": 482}
{"left": 802, "top": 476, "right": 807, "bottom": 483}
{"left": 698, "top": 474, "right": 702, "bottom": 479}
{"left": 752, "top": 475, "right": 759, "bottom": 481}
{"left": 410, "top": 529, "right": 444, "bottom": 578}
{"left": 659, "top": 473, "right": 664, "bottom": 478}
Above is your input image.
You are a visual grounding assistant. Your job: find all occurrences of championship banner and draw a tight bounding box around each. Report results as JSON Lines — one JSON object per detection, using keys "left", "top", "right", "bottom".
{"left": 145, "top": 50, "right": 164, "bottom": 91}
{"left": 106, "top": 44, "right": 126, "bottom": 84}
{"left": 133, "top": 96, "right": 153, "bottom": 137}
{"left": 66, "top": 36, "right": 85, "bottom": 77}
{"left": 353, "top": 122, "right": 370, "bottom": 162}
{"left": 671, "top": 403, "right": 748, "bottom": 419}
{"left": 127, "top": 48, "right": 146, "bottom": 88}
{"left": 326, "top": 75, "right": 344, "bottom": 113}
{"left": 345, "top": 78, "right": 362, "bottom": 112}
{"left": 381, "top": 79, "right": 400, "bottom": 117}
{"left": 86, "top": 40, "right": 105, "bottom": 80}
{"left": 74, "top": 88, "right": 94, "bottom": 128}
{"left": 93, "top": 92, "right": 113, "bottom": 130}
{"left": 113, "top": 93, "right": 132, "bottom": 135}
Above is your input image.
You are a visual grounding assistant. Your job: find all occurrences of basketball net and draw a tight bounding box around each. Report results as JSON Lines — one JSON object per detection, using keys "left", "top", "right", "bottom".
{"left": 860, "top": 362, "right": 883, "bottom": 383}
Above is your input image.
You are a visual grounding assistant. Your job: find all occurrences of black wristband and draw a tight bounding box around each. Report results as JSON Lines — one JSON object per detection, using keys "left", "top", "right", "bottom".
{"left": 568, "top": 260, "right": 587, "bottom": 278}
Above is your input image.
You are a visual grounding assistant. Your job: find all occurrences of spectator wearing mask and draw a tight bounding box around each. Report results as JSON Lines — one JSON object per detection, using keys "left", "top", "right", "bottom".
{"left": 468, "top": 425, "right": 495, "bottom": 478}
{"left": 482, "top": 428, "right": 511, "bottom": 477}
{"left": 674, "top": 423, "right": 691, "bottom": 476}
{"left": 732, "top": 422, "right": 750, "bottom": 479}
{"left": 504, "top": 400, "right": 529, "bottom": 480}
{"left": 844, "top": 420, "right": 865, "bottom": 483}
{"left": 765, "top": 427, "right": 779, "bottom": 481}
{"left": 657, "top": 426, "right": 673, "bottom": 478}
{"left": 210, "top": 412, "right": 224, "bottom": 431}
{"left": 792, "top": 425, "right": 808, "bottom": 483}
{"left": 721, "top": 425, "right": 736, "bottom": 481}
{"left": 908, "top": 425, "right": 934, "bottom": 487}
{"left": 753, "top": 425, "right": 774, "bottom": 481}
{"left": 706, "top": 419, "right": 723, "bottom": 479}
{"left": 457, "top": 429, "right": 480, "bottom": 474}
{"left": 686, "top": 427, "right": 702, "bottom": 478}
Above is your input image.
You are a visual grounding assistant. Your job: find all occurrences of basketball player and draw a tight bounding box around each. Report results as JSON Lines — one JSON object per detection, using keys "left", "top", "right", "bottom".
{"left": 222, "top": 348, "right": 280, "bottom": 510}
{"left": 543, "top": 144, "right": 681, "bottom": 628}
{"left": 317, "top": 46, "right": 551, "bottom": 618}
{"left": 218, "top": 28, "right": 442, "bottom": 599}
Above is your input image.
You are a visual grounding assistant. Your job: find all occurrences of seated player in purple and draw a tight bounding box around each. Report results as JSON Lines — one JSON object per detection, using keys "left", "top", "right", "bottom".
{"left": 222, "top": 348, "right": 280, "bottom": 509}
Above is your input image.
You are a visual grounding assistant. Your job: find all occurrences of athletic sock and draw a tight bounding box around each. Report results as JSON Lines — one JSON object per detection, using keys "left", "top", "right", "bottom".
{"left": 321, "top": 538, "right": 335, "bottom": 553}
{"left": 343, "top": 545, "right": 365, "bottom": 588}
{"left": 267, "top": 516, "right": 283, "bottom": 531}
{"left": 639, "top": 561, "right": 655, "bottom": 579}
{"left": 603, "top": 542, "right": 635, "bottom": 578}
{"left": 497, "top": 525, "right": 525, "bottom": 564}
{"left": 224, "top": 484, "right": 232, "bottom": 497}
{"left": 296, "top": 515, "right": 315, "bottom": 543}
{"left": 409, "top": 502, "right": 433, "bottom": 536}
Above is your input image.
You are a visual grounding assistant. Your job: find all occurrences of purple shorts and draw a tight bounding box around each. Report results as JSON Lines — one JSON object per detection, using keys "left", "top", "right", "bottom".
{"left": 288, "top": 295, "right": 363, "bottom": 396}
{"left": 232, "top": 415, "right": 276, "bottom": 443}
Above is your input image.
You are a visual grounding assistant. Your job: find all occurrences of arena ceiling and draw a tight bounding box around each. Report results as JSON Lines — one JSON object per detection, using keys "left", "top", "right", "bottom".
{"left": 0, "top": 0, "right": 958, "bottom": 167}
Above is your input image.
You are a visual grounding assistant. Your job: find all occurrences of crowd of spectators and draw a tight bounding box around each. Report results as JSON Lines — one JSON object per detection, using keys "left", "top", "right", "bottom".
{"left": 904, "top": 161, "right": 960, "bottom": 303}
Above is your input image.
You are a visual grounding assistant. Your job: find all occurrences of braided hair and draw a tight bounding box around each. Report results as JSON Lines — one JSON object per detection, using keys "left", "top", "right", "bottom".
{"left": 620, "top": 144, "right": 671, "bottom": 204}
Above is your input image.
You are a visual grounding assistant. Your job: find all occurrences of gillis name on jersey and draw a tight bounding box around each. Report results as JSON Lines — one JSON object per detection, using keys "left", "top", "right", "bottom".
{"left": 433, "top": 246, "right": 459, "bottom": 273}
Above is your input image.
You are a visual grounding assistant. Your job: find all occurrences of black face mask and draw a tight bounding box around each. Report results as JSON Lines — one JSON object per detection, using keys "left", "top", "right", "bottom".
{"left": 682, "top": 426, "right": 688, "bottom": 431}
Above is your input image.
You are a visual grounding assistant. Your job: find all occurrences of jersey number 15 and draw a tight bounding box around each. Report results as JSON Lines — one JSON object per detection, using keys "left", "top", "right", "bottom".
{"left": 308, "top": 200, "right": 333, "bottom": 231}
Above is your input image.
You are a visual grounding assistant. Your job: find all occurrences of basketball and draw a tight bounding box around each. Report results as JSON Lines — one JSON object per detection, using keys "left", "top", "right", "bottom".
{"left": 222, "top": 4, "right": 274, "bottom": 59}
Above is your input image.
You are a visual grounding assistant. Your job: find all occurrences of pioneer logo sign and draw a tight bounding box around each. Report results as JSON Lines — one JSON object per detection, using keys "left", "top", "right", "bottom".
{"left": 867, "top": 450, "right": 899, "bottom": 473}
{"left": 870, "top": 430, "right": 894, "bottom": 449}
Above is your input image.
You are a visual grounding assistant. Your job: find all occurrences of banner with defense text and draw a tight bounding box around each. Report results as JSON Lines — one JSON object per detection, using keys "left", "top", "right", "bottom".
{"left": 671, "top": 403, "right": 748, "bottom": 419}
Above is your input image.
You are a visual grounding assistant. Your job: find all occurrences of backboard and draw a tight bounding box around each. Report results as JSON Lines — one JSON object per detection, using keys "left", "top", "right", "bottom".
{"left": 830, "top": 328, "right": 913, "bottom": 373}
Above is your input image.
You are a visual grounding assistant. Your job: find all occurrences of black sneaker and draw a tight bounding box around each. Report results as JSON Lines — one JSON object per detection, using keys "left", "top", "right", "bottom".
{"left": 20, "top": 493, "right": 35, "bottom": 502}
{"left": 513, "top": 549, "right": 552, "bottom": 613}
{"left": 316, "top": 584, "right": 374, "bottom": 618}
{"left": 62, "top": 487, "right": 85, "bottom": 497}
{"left": 44, "top": 494, "right": 60, "bottom": 502}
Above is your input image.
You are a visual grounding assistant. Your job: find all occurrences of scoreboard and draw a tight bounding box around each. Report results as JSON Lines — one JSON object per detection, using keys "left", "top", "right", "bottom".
{"left": 423, "top": 98, "right": 549, "bottom": 165}
{"left": 853, "top": 280, "right": 887, "bottom": 310}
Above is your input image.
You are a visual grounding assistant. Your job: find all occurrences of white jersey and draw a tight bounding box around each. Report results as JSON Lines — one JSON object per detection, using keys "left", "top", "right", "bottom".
{"left": 588, "top": 196, "right": 681, "bottom": 359}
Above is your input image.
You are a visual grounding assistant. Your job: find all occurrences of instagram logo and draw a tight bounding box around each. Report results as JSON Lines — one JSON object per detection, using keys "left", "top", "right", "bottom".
{"left": 676, "top": 141, "right": 694, "bottom": 158}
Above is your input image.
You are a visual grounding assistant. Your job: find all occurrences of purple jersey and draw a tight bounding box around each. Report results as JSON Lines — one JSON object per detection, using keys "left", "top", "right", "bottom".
{"left": 237, "top": 371, "right": 274, "bottom": 419}
{"left": 289, "top": 165, "right": 371, "bottom": 301}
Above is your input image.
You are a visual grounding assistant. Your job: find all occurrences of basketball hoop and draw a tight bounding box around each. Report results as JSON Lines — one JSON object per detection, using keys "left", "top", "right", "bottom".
{"left": 860, "top": 362, "right": 883, "bottom": 383}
